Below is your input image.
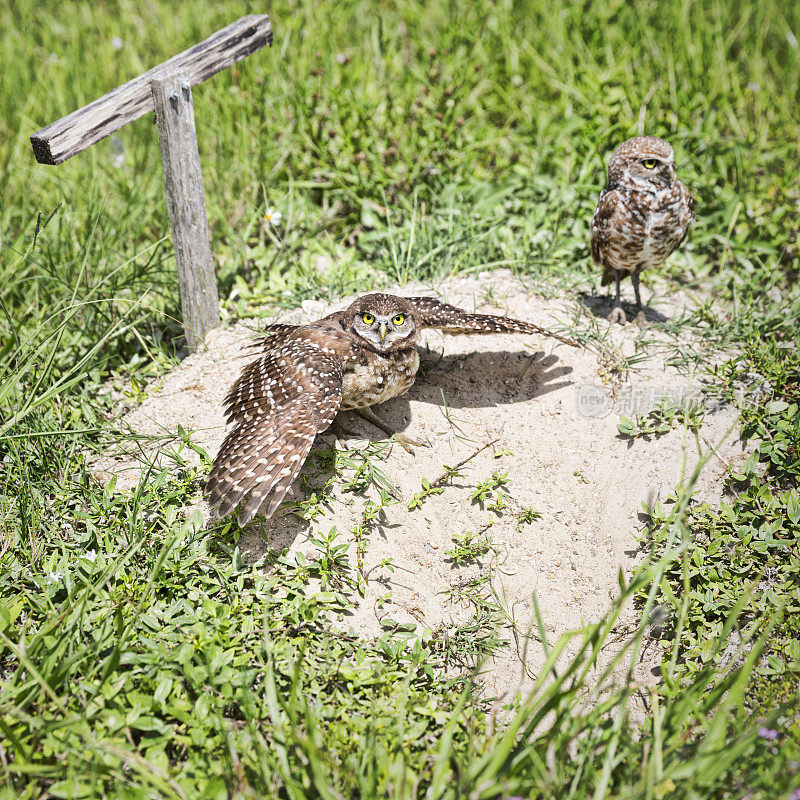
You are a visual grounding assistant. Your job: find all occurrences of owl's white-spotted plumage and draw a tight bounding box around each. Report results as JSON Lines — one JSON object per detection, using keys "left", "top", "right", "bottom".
{"left": 206, "top": 293, "right": 578, "bottom": 524}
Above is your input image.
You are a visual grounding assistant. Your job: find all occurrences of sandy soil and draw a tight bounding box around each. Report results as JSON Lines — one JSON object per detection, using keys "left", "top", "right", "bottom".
{"left": 94, "top": 271, "right": 747, "bottom": 701}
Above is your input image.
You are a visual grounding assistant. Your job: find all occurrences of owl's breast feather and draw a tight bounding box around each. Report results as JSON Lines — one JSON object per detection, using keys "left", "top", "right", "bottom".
{"left": 340, "top": 348, "right": 420, "bottom": 410}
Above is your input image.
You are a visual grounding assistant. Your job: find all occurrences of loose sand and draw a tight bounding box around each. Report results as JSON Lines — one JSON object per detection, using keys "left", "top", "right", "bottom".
{"left": 95, "top": 271, "right": 746, "bottom": 700}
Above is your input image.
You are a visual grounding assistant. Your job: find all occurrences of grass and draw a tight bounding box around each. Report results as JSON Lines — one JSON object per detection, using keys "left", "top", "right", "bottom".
{"left": 641, "top": 322, "right": 800, "bottom": 716}
{"left": 1, "top": 0, "right": 800, "bottom": 796}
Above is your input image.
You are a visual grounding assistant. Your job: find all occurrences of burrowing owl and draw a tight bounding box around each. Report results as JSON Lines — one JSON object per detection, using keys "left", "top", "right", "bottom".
{"left": 591, "top": 136, "right": 694, "bottom": 324}
{"left": 206, "top": 293, "right": 578, "bottom": 524}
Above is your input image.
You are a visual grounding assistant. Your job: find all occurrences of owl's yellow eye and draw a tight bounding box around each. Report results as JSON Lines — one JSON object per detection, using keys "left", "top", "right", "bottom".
{"left": 392, "top": 314, "right": 405, "bottom": 326}
{"left": 361, "top": 313, "right": 375, "bottom": 325}
{"left": 642, "top": 158, "right": 657, "bottom": 169}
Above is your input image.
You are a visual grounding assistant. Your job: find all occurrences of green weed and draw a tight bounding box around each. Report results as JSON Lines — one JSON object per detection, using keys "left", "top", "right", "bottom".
{"left": 618, "top": 397, "right": 706, "bottom": 440}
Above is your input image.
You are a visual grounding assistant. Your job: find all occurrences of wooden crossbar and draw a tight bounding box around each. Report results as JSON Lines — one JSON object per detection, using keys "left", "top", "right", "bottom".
{"left": 31, "top": 15, "right": 272, "bottom": 166}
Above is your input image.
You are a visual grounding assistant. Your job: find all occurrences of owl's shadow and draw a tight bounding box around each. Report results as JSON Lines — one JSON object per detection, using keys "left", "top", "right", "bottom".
{"left": 578, "top": 291, "right": 668, "bottom": 323}
{"left": 340, "top": 346, "right": 573, "bottom": 437}
{"left": 415, "top": 346, "right": 573, "bottom": 407}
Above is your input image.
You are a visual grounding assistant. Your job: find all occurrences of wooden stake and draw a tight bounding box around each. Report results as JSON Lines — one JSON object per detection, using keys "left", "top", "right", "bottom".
{"left": 152, "top": 73, "right": 219, "bottom": 351}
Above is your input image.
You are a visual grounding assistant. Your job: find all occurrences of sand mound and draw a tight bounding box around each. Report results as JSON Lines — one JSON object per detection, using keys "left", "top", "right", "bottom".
{"left": 95, "top": 271, "right": 746, "bottom": 699}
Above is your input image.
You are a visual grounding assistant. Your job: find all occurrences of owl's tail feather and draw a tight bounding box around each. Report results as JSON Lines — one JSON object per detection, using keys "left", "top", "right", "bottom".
{"left": 600, "top": 264, "right": 618, "bottom": 287}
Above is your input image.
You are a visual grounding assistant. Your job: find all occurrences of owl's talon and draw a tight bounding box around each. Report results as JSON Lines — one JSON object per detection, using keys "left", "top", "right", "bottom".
{"left": 607, "top": 306, "right": 627, "bottom": 325}
{"left": 392, "top": 433, "right": 424, "bottom": 454}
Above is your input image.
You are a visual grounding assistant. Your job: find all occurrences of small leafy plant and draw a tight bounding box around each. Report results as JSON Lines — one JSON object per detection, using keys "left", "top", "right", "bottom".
{"left": 516, "top": 505, "right": 542, "bottom": 529}
{"left": 471, "top": 470, "right": 509, "bottom": 506}
{"left": 445, "top": 529, "right": 496, "bottom": 564}
{"left": 408, "top": 474, "right": 448, "bottom": 510}
{"left": 618, "top": 397, "right": 706, "bottom": 439}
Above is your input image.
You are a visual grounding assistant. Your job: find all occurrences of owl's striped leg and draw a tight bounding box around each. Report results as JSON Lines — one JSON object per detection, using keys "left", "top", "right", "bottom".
{"left": 631, "top": 271, "right": 648, "bottom": 328}
{"left": 357, "top": 406, "right": 425, "bottom": 454}
{"left": 631, "top": 270, "right": 643, "bottom": 311}
{"left": 607, "top": 271, "right": 627, "bottom": 325}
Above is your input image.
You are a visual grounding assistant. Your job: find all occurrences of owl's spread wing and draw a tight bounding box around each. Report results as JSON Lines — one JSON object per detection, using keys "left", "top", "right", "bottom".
{"left": 407, "top": 297, "right": 579, "bottom": 348}
{"left": 206, "top": 336, "right": 343, "bottom": 525}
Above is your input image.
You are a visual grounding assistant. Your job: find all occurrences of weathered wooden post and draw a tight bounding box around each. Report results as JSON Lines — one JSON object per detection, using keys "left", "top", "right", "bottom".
{"left": 30, "top": 15, "right": 272, "bottom": 352}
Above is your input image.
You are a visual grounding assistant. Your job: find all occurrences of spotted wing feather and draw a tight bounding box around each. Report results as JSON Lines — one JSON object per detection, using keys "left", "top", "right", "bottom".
{"left": 245, "top": 322, "right": 301, "bottom": 351}
{"left": 408, "top": 297, "right": 578, "bottom": 347}
{"left": 590, "top": 187, "right": 631, "bottom": 285}
{"left": 206, "top": 337, "right": 343, "bottom": 525}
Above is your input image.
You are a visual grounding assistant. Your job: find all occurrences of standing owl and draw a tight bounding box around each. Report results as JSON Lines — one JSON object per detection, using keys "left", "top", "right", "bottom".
{"left": 590, "top": 136, "right": 695, "bottom": 324}
{"left": 205, "top": 293, "right": 578, "bottom": 525}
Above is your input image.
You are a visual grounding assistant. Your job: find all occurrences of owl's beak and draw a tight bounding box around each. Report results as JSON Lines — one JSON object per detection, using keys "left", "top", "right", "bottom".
{"left": 378, "top": 322, "right": 388, "bottom": 340}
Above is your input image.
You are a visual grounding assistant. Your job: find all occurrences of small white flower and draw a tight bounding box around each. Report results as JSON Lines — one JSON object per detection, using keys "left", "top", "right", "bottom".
{"left": 264, "top": 208, "right": 283, "bottom": 226}
{"left": 111, "top": 36, "right": 124, "bottom": 51}
{"left": 84, "top": 549, "right": 98, "bottom": 562}
{"left": 46, "top": 570, "right": 64, "bottom": 583}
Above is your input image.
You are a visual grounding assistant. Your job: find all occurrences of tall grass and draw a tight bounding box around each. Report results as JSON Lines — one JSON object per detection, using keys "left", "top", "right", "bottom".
{"left": 0, "top": 450, "right": 791, "bottom": 796}
{"left": 2, "top": 0, "right": 798, "bottom": 339}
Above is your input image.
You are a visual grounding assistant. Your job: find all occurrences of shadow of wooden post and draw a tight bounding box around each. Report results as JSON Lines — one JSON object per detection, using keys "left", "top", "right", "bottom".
{"left": 29, "top": 14, "right": 273, "bottom": 352}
